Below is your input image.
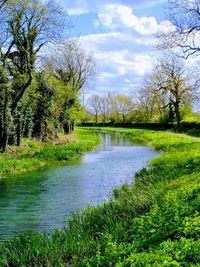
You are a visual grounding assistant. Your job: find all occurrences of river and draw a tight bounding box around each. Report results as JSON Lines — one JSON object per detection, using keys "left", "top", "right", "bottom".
{"left": 0, "top": 132, "right": 159, "bottom": 239}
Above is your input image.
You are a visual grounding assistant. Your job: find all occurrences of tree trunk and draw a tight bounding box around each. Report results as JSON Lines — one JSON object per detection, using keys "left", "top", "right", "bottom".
{"left": 95, "top": 112, "right": 98, "bottom": 124}
{"left": 169, "top": 101, "right": 174, "bottom": 122}
{"left": 71, "top": 119, "right": 75, "bottom": 131}
{"left": 1, "top": 110, "right": 8, "bottom": 152}
{"left": 2, "top": 128, "right": 7, "bottom": 152}
{"left": 0, "top": 119, "right": 3, "bottom": 152}
{"left": 103, "top": 115, "right": 106, "bottom": 124}
{"left": 1, "top": 93, "right": 9, "bottom": 152}
{"left": 8, "top": 134, "right": 15, "bottom": 146}
{"left": 0, "top": 120, "right": 7, "bottom": 153}
{"left": 174, "top": 102, "right": 180, "bottom": 127}
{"left": 122, "top": 114, "right": 126, "bottom": 123}
{"left": 16, "top": 120, "right": 21, "bottom": 146}
{"left": 11, "top": 74, "right": 33, "bottom": 111}
{"left": 63, "top": 120, "right": 71, "bottom": 134}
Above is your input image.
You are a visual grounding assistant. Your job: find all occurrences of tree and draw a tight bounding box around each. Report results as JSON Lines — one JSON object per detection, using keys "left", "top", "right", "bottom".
{"left": 99, "top": 94, "right": 112, "bottom": 123}
{"left": 136, "top": 72, "right": 170, "bottom": 122}
{"left": 155, "top": 56, "right": 192, "bottom": 126}
{"left": 46, "top": 40, "right": 96, "bottom": 133}
{"left": 136, "top": 54, "right": 193, "bottom": 125}
{"left": 0, "top": 66, "right": 12, "bottom": 152}
{"left": 32, "top": 72, "right": 55, "bottom": 141}
{"left": 0, "top": 0, "right": 7, "bottom": 9}
{"left": 136, "top": 81, "right": 157, "bottom": 121}
{"left": 0, "top": 0, "right": 69, "bottom": 151}
{"left": 3, "top": 0, "right": 68, "bottom": 109}
{"left": 88, "top": 95, "right": 101, "bottom": 124}
{"left": 158, "top": 0, "right": 200, "bottom": 58}
{"left": 111, "top": 94, "right": 134, "bottom": 123}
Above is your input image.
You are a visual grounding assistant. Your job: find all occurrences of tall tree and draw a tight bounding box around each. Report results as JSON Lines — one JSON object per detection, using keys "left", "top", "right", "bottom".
{"left": 136, "top": 55, "right": 193, "bottom": 125}
{"left": 88, "top": 95, "right": 101, "bottom": 124}
{"left": 156, "top": 56, "right": 192, "bottom": 126}
{"left": 136, "top": 80, "right": 158, "bottom": 121}
{"left": 3, "top": 0, "right": 68, "bottom": 110}
{"left": 0, "top": 0, "right": 69, "bottom": 151}
{"left": 111, "top": 94, "right": 134, "bottom": 123}
{"left": 47, "top": 41, "right": 96, "bottom": 133}
{"left": 99, "top": 94, "right": 112, "bottom": 123}
{"left": 0, "top": 66, "right": 11, "bottom": 152}
{"left": 32, "top": 72, "right": 55, "bottom": 141}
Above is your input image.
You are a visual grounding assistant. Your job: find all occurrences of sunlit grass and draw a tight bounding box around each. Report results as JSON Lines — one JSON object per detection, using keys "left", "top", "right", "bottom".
{"left": 0, "top": 129, "right": 100, "bottom": 178}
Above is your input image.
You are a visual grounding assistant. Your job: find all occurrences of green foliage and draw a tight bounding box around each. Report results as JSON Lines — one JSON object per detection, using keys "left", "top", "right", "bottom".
{"left": 68, "top": 99, "right": 87, "bottom": 125}
{"left": 31, "top": 72, "right": 55, "bottom": 140}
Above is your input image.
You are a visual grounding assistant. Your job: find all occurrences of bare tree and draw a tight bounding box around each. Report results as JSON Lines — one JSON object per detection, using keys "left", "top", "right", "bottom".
{"left": 136, "top": 71, "right": 169, "bottom": 122}
{"left": 156, "top": 55, "right": 192, "bottom": 126}
{"left": 88, "top": 94, "right": 101, "bottom": 124}
{"left": 99, "top": 94, "right": 112, "bottom": 123}
{"left": 45, "top": 40, "right": 96, "bottom": 133}
{"left": 136, "top": 79, "right": 158, "bottom": 121}
{"left": 158, "top": 0, "right": 200, "bottom": 58}
{"left": 136, "top": 54, "right": 193, "bottom": 125}
{"left": 55, "top": 41, "right": 96, "bottom": 94}
{"left": 0, "top": 0, "right": 7, "bottom": 9}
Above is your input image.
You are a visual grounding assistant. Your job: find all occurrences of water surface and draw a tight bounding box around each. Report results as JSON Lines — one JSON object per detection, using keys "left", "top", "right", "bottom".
{"left": 0, "top": 133, "right": 159, "bottom": 239}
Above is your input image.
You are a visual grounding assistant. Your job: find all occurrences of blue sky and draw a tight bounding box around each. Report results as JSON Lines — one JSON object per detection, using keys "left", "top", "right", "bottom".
{"left": 60, "top": 0, "right": 172, "bottom": 96}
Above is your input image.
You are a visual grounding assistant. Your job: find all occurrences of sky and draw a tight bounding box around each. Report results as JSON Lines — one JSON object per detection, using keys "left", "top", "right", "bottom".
{"left": 59, "top": 0, "right": 171, "bottom": 96}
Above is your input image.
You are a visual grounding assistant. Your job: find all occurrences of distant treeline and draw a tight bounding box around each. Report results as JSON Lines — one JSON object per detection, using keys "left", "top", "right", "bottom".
{"left": 80, "top": 121, "right": 200, "bottom": 132}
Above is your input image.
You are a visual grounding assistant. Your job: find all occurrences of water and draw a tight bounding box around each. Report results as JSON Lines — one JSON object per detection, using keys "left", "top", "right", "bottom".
{"left": 0, "top": 133, "right": 159, "bottom": 239}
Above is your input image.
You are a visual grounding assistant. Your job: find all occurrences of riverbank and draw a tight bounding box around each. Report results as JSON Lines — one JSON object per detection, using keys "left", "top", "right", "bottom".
{"left": 0, "top": 129, "right": 100, "bottom": 178}
{"left": 0, "top": 127, "right": 200, "bottom": 266}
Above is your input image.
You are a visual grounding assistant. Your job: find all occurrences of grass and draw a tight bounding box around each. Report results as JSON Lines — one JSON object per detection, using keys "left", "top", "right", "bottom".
{"left": 0, "top": 129, "right": 100, "bottom": 178}
{"left": 0, "top": 127, "right": 200, "bottom": 266}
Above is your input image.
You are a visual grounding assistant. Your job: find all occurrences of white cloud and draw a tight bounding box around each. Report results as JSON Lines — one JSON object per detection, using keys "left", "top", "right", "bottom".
{"left": 99, "top": 72, "right": 116, "bottom": 81}
{"left": 61, "top": 0, "right": 165, "bottom": 16}
{"left": 94, "top": 49, "right": 154, "bottom": 77}
{"left": 60, "top": 1, "right": 169, "bottom": 93}
{"left": 81, "top": 31, "right": 156, "bottom": 52}
{"left": 81, "top": 32, "right": 155, "bottom": 76}
{"left": 185, "top": 55, "right": 200, "bottom": 69}
{"left": 98, "top": 5, "right": 137, "bottom": 30}
{"left": 80, "top": 30, "right": 155, "bottom": 93}
{"left": 68, "top": 7, "right": 89, "bottom": 16}
{"left": 125, "top": 78, "right": 131, "bottom": 83}
{"left": 97, "top": 4, "right": 173, "bottom": 35}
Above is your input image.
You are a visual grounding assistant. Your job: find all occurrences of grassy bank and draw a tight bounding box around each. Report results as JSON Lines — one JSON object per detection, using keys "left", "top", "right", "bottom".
{"left": 0, "top": 127, "right": 200, "bottom": 266}
{"left": 0, "top": 129, "right": 100, "bottom": 178}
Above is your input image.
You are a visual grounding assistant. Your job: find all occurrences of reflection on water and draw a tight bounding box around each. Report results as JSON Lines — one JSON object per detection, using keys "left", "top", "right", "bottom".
{"left": 0, "top": 133, "right": 159, "bottom": 239}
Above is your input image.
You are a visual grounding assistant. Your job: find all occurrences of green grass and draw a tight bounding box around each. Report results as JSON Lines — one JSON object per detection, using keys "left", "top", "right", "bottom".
{"left": 0, "top": 127, "right": 200, "bottom": 266}
{"left": 0, "top": 129, "right": 100, "bottom": 178}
